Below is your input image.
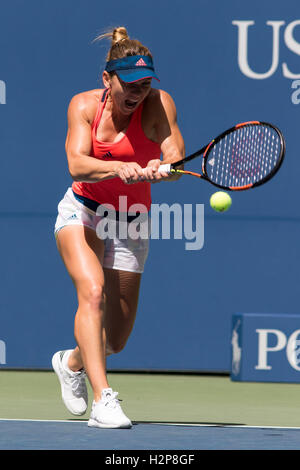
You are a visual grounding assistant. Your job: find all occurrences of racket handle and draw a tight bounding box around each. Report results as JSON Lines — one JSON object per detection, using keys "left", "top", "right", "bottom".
{"left": 158, "top": 163, "right": 171, "bottom": 174}
{"left": 141, "top": 163, "right": 172, "bottom": 174}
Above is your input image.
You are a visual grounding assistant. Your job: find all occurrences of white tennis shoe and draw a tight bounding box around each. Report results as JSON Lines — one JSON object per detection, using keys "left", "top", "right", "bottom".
{"left": 88, "top": 388, "right": 132, "bottom": 429}
{"left": 52, "top": 350, "right": 88, "bottom": 416}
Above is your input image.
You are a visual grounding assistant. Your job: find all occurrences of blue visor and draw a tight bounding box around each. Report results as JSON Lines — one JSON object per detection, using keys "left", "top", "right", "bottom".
{"left": 105, "top": 55, "right": 160, "bottom": 83}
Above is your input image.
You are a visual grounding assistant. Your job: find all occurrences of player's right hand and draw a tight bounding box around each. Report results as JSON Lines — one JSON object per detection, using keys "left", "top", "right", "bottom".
{"left": 116, "top": 162, "right": 145, "bottom": 184}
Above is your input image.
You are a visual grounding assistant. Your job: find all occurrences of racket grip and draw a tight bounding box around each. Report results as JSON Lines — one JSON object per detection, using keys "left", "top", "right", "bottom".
{"left": 141, "top": 163, "right": 172, "bottom": 174}
{"left": 158, "top": 163, "right": 171, "bottom": 174}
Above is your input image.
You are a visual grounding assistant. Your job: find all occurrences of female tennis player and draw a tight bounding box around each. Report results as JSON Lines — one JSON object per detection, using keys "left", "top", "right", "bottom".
{"left": 52, "top": 27, "right": 185, "bottom": 429}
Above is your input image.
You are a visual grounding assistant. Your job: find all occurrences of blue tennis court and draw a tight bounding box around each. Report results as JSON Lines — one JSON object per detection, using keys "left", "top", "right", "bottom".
{"left": 1, "top": 419, "right": 300, "bottom": 450}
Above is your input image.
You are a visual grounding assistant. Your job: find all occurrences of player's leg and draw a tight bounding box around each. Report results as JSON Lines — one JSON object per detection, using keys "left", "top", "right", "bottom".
{"left": 54, "top": 225, "right": 132, "bottom": 428}
{"left": 67, "top": 268, "right": 142, "bottom": 359}
{"left": 103, "top": 267, "right": 142, "bottom": 355}
{"left": 56, "top": 225, "right": 109, "bottom": 401}
{"left": 101, "top": 217, "right": 149, "bottom": 353}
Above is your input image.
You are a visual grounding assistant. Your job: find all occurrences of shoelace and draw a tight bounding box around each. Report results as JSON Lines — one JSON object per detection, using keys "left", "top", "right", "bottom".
{"left": 102, "top": 391, "right": 122, "bottom": 409}
{"left": 70, "top": 370, "right": 86, "bottom": 396}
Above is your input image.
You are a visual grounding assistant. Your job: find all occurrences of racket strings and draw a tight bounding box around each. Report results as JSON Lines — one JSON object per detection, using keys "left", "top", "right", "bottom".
{"left": 206, "top": 125, "right": 281, "bottom": 188}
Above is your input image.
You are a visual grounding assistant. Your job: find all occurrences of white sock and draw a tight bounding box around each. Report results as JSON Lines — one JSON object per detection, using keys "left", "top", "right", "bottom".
{"left": 102, "top": 388, "right": 113, "bottom": 398}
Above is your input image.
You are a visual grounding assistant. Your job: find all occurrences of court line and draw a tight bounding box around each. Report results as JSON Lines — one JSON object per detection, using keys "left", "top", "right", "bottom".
{"left": 1, "top": 418, "right": 300, "bottom": 430}
{"left": 0, "top": 418, "right": 85, "bottom": 423}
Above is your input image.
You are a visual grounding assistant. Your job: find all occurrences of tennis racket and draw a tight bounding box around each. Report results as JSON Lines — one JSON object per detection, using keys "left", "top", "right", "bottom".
{"left": 157, "top": 121, "right": 285, "bottom": 191}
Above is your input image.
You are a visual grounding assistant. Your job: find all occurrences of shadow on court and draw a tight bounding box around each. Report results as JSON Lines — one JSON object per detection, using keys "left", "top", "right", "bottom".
{"left": 68, "top": 418, "right": 245, "bottom": 426}
{"left": 135, "top": 421, "right": 245, "bottom": 426}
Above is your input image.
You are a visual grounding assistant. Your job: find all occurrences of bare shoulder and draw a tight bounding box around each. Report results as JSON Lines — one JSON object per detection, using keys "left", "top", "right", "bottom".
{"left": 68, "top": 89, "right": 102, "bottom": 124}
{"left": 144, "top": 88, "right": 177, "bottom": 123}
{"left": 158, "top": 89, "right": 176, "bottom": 106}
{"left": 146, "top": 88, "right": 176, "bottom": 108}
{"left": 147, "top": 88, "right": 176, "bottom": 118}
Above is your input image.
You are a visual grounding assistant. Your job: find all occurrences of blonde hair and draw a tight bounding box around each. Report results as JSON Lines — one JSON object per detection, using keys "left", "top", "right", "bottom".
{"left": 95, "top": 26, "right": 152, "bottom": 63}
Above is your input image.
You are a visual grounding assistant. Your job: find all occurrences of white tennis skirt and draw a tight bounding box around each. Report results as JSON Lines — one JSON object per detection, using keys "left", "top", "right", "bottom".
{"left": 54, "top": 188, "right": 150, "bottom": 273}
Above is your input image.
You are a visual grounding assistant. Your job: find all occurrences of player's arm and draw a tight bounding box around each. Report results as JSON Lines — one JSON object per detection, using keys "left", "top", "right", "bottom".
{"left": 65, "top": 93, "right": 143, "bottom": 183}
{"left": 144, "top": 90, "right": 185, "bottom": 181}
{"left": 157, "top": 90, "right": 185, "bottom": 165}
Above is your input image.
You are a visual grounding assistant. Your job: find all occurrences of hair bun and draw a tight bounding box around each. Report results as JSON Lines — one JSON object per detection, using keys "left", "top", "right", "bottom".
{"left": 112, "top": 27, "right": 129, "bottom": 45}
{"left": 94, "top": 27, "right": 151, "bottom": 62}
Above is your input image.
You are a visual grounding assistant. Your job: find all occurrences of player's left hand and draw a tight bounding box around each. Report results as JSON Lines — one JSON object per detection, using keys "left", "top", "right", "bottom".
{"left": 142, "top": 159, "right": 170, "bottom": 183}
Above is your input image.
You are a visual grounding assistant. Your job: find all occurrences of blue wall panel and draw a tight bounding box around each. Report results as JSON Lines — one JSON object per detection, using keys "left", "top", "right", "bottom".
{"left": 1, "top": 0, "right": 300, "bottom": 370}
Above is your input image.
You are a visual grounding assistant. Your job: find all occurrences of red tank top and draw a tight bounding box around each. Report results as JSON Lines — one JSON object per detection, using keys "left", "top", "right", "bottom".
{"left": 72, "top": 89, "right": 161, "bottom": 212}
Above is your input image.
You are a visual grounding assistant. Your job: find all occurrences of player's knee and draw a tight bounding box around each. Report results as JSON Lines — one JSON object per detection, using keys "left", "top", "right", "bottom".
{"left": 106, "top": 338, "right": 127, "bottom": 355}
{"left": 80, "top": 283, "right": 106, "bottom": 311}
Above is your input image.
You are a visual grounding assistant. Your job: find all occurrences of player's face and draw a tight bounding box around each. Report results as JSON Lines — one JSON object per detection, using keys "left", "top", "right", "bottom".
{"left": 108, "top": 74, "right": 152, "bottom": 115}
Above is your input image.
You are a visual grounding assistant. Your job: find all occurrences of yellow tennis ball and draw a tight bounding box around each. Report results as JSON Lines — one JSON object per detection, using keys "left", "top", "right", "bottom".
{"left": 210, "top": 191, "right": 232, "bottom": 212}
